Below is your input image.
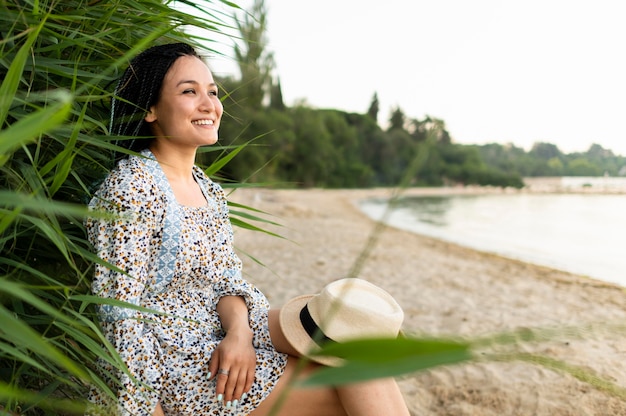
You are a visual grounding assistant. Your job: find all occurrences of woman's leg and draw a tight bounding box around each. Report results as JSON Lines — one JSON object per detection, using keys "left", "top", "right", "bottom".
{"left": 264, "top": 309, "right": 410, "bottom": 416}
{"left": 250, "top": 358, "right": 347, "bottom": 416}
{"left": 336, "top": 377, "right": 410, "bottom": 416}
{"left": 152, "top": 402, "right": 165, "bottom": 416}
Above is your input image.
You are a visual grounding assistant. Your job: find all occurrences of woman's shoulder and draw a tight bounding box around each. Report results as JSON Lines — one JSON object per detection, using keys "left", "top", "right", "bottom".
{"left": 90, "top": 155, "right": 163, "bottom": 211}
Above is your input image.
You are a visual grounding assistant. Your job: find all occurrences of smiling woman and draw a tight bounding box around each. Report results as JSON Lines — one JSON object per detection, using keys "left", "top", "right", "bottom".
{"left": 85, "top": 42, "right": 410, "bottom": 416}
{"left": 145, "top": 55, "right": 222, "bottom": 150}
{"left": 109, "top": 43, "right": 220, "bottom": 157}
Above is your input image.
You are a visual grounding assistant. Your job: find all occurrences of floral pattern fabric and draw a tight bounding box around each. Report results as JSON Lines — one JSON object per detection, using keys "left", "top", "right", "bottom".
{"left": 85, "top": 153, "right": 287, "bottom": 415}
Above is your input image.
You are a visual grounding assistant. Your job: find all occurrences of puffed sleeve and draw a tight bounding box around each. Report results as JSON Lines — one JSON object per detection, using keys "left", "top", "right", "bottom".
{"left": 86, "top": 160, "right": 164, "bottom": 415}
{"left": 201, "top": 176, "right": 271, "bottom": 326}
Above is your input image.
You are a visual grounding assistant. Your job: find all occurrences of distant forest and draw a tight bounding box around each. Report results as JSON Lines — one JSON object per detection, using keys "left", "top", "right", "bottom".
{"left": 207, "top": 0, "right": 626, "bottom": 189}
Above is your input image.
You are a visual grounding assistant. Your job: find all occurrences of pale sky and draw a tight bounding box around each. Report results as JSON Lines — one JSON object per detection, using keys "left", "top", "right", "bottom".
{"left": 207, "top": 0, "right": 626, "bottom": 156}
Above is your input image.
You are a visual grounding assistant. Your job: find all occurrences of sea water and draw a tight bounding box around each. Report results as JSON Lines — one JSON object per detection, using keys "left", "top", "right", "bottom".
{"left": 358, "top": 193, "right": 626, "bottom": 287}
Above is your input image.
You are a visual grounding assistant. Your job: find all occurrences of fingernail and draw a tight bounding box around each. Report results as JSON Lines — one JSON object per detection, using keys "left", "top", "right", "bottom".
{"left": 232, "top": 399, "right": 239, "bottom": 408}
{"left": 226, "top": 401, "right": 232, "bottom": 409}
{"left": 217, "top": 393, "right": 223, "bottom": 402}
{"left": 241, "top": 392, "right": 248, "bottom": 401}
{"left": 207, "top": 371, "right": 212, "bottom": 379}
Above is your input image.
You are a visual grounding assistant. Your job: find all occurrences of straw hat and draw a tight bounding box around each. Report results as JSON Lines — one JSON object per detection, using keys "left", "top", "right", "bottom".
{"left": 279, "top": 278, "right": 404, "bottom": 367}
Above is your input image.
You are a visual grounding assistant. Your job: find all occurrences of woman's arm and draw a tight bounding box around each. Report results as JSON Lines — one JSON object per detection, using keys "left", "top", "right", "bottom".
{"left": 86, "top": 164, "right": 164, "bottom": 415}
{"left": 217, "top": 295, "right": 254, "bottom": 335}
{"left": 210, "top": 296, "right": 256, "bottom": 407}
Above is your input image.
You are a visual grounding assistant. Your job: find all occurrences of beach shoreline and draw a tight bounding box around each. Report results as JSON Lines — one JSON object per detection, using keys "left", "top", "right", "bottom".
{"left": 231, "top": 187, "right": 626, "bottom": 416}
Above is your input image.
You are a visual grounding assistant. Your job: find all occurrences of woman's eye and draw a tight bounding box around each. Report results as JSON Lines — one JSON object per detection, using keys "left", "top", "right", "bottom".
{"left": 209, "top": 89, "right": 218, "bottom": 96}
{"left": 183, "top": 89, "right": 196, "bottom": 94}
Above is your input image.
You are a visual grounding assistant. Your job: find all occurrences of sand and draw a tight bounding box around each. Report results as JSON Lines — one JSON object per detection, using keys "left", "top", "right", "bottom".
{"left": 230, "top": 187, "right": 626, "bottom": 416}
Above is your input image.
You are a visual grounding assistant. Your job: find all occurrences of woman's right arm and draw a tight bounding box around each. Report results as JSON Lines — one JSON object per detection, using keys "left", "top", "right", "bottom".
{"left": 86, "top": 167, "right": 164, "bottom": 415}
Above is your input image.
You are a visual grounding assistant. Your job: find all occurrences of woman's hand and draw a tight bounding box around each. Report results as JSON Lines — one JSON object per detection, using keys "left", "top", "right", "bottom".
{"left": 209, "top": 326, "right": 256, "bottom": 407}
{"left": 211, "top": 296, "right": 257, "bottom": 408}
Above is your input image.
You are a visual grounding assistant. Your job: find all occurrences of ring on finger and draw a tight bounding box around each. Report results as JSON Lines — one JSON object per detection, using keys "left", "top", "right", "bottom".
{"left": 218, "top": 368, "right": 230, "bottom": 376}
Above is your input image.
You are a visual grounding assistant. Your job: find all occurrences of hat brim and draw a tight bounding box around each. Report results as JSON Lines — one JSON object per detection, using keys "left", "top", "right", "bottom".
{"left": 279, "top": 294, "right": 344, "bottom": 367}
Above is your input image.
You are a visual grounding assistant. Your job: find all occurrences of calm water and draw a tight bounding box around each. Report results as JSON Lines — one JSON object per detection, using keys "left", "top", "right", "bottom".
{"left": 359, "top": 193, "right": 626, "bottom": 287}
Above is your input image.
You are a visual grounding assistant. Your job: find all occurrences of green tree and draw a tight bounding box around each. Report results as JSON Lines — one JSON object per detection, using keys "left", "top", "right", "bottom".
{"left": 530, "top": 141, "right": 563, "bottom": 160}
{"left": 344, "top": 112, "right": 385, "bottom": 185}
{"left": 233, "top": 0, "right": 274, "bottom": 109}
{"left": 388, "top": 106, "right": 407, "bottom": 131}
{"left": 383, "top": 127, "right": 417, "bottom": 184}
{"left": 284, "top": 105, "right": 335, "bottom": 187}
{"left": 566, "top": 158, "right": 602, "bottom": 176}
{"left": 427, "top": 116, "right": 452, "bottom": 145}
{"left": 581, "top": 143, "right": 619, "bottom": 175}
{"left": 207, "top": 0, "right": 278, "bottom": 183}
{"left": 270, "top": 76, "right": 286, "bottom": 111}
{"left": 319, "top": 110, "right": 373, "bottom": 188}
{"left": 367, "top": 92, "right": 380, "bottom": 123}
{"left": 547, "top": 157, "right": 565, "bottom": 175}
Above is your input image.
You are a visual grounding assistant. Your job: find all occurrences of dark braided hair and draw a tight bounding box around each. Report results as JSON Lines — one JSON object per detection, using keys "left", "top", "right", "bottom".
{"left": 110, "top": 43, "right": 200, "bottom": 154}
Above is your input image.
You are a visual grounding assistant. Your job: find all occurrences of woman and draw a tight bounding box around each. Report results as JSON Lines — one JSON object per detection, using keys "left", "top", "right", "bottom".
{"left": 86, "top": 42, "right": 409, "bottom": 415}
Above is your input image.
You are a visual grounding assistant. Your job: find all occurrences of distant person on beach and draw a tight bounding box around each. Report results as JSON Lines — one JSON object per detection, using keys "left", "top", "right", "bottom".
{"left": 85, "top": 42, "right": 410, "bottom": 416}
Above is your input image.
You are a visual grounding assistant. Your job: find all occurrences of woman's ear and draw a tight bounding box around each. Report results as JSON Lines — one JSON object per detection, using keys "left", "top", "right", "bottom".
{"left": 144, "top": 106, "right": 157, "bottom": 123}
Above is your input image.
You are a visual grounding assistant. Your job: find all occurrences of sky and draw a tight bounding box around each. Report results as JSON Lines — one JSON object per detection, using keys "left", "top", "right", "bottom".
{"left": 206, "top": 0, "right": 626, "bottom": 156}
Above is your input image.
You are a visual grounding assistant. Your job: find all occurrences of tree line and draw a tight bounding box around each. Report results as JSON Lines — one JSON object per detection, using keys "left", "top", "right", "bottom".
{"left": 209, "top": 0, "right": 625, "bottom": 189}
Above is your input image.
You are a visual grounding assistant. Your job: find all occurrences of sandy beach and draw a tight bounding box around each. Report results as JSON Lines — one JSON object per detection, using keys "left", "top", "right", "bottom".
{"left": 230, "top": 187, "right": 626, "bottom": 416}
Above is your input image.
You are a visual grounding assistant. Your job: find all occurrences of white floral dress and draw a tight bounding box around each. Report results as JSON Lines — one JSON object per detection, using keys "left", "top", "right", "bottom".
{"left": 85, "top": 151, "right": 287, "bottom": 415}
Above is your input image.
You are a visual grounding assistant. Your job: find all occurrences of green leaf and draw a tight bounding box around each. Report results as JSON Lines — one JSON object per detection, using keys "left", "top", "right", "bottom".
{"left": 301, "top": 337, "right": 472, "bottom": 386}
{"left": 229, "top": 207, "right": 282, "bottom": 227}
{"left": 0, "top": 380, "right": 87, "bottom": 414}
{"left": 0, "top": 191, "right": 90, "bottom": 215}
{"left": 0, "top": 23, "right": 45, "bottom": 127}
{"left": 0, "top": 304, "right": 88, "bottom": 380}
{"left": 203, "top": 143, "right": 248, "bottom": 176}
{"left": 229, "top": 217, "right": 284, "bottom": 238}
{"left": 0, "top": 90, "right": 73, "bottom": 167}
{"left": 0, "top": 280, "right": 87, "bottom": 332}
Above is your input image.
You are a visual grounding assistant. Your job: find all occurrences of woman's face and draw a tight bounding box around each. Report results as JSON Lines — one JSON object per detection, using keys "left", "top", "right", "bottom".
{"left": 145, "top": 55, "right": 223, "bottom": 148}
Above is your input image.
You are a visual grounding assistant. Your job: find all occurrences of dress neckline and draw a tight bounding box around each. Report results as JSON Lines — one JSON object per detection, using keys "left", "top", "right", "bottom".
{"left": 140, "top": 149, "right": 210, "bottom": 208}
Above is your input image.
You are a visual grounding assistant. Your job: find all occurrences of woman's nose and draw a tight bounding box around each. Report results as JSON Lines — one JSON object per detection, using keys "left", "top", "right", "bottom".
{"left": 199, "top": 93, "right": 215, "bottom": 112}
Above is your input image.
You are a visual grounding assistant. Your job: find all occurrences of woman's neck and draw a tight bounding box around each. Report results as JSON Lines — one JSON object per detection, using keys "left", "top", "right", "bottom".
{"left": 149, "top": 142, "right": 207, "bottom": 207}
{"left": 149, "top": 142, "right": 196, "bottom": 182}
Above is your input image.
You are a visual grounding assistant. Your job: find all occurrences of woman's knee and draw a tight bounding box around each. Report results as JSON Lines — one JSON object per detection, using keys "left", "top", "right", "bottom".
{"left": 268, "top": 309, "right": 300, "bottom": 356}
{"left": 152, "top": 402, "right": 165, "bottom": 416}
{"left": 250, "top": 357, "right": 346, "bottom": 416}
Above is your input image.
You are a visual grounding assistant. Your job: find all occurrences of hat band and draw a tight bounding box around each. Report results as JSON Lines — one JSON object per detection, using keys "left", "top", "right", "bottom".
{"left": 299, "top": 304, "right": 335, "bottom": 346}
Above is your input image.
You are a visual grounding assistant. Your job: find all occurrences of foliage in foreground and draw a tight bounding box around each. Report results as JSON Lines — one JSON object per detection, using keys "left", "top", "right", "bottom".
{"left": 0, "top": 0, "right": 245, "bottom": 413}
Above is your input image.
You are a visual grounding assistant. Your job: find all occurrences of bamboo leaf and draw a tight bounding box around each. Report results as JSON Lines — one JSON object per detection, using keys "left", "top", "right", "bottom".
{"left": 0, "top": 381, "right": 87, "bottom": 414}
{"left": 229, "top": 208, "right": 282, "bottom": 227}
{"left": 229, "top": 217, "right": 284, "bottom": 238}
{"left": 0, "top": 191, "right": 90, "bottom": 217}
{"left": 46, "top": 105, "right": 87, "bottom": 196}
{"left": 0, "top": 280, "right": 87, "bottom": 331}
{"left": 0, "top": 90, "right": 73, "bottom": 167}
{"left": 203, "top": 141, "right": 249, "bottom": 176}
{"left": 0, "top": 305, "right": 88, "bottom": 380}
{"left": 0, "top": 341, "right": 49, "bottom": 374}
{"left": 0, "top": 23, "right": 44, "bottom": 126}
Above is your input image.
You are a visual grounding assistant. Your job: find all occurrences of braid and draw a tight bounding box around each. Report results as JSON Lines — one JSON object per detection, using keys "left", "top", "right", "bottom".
{"left": 110, "top": 43, "right": 200, "bottom": 157}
